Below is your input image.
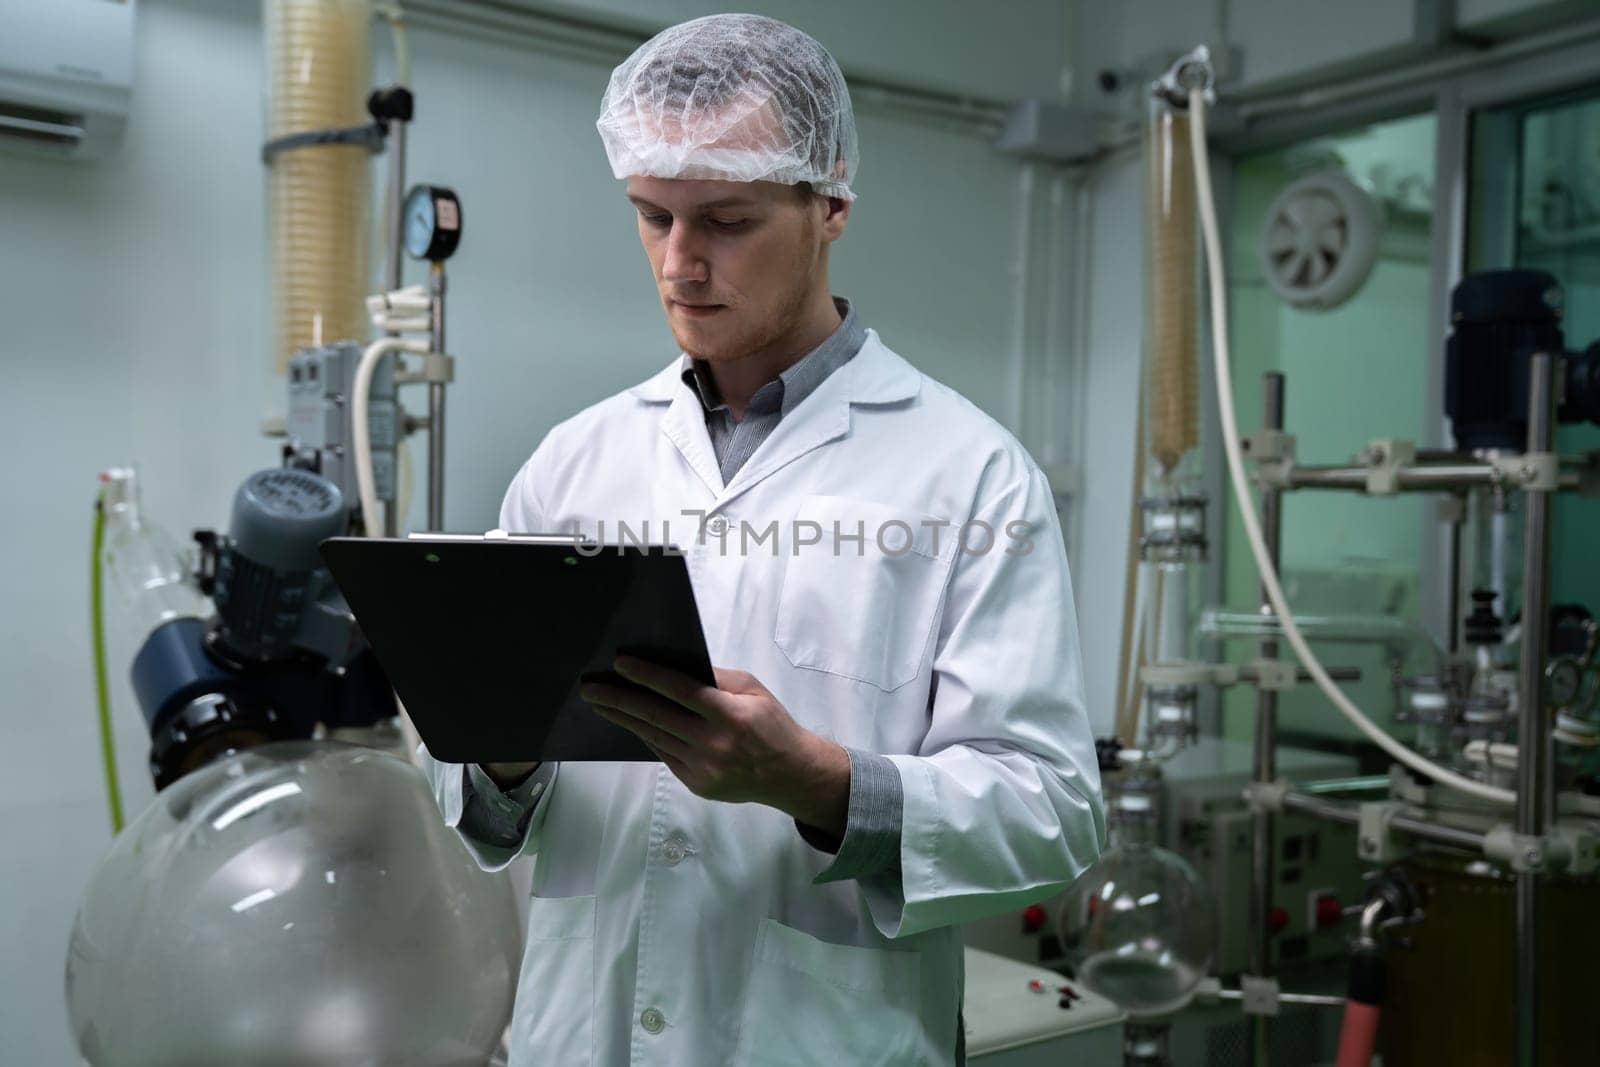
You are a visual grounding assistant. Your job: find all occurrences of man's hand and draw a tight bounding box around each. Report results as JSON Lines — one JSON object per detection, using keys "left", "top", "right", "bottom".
{"left": 581, "top": 655, "right": 851, "bottom": 838}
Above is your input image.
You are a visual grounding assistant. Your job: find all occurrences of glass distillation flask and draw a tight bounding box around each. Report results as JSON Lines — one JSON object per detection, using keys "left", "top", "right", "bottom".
{"left": 1058, "top": 766, "right": 1216, "bottom": 1021}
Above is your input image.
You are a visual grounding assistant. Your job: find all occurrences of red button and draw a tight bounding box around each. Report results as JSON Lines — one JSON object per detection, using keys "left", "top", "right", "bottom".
{"left": 1022, "top": 904, "right": 1048, "bottom": 934}
{"left": 1268, "top": 906, "right": 1289, "bottom": 934}
{"left": 1315, "top": 895, "right": 1343, "bottom": 929}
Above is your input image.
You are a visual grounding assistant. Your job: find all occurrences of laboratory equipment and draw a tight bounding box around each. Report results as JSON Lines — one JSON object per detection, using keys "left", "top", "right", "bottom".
{"left": 264, "top": 0, "right": 373, "bottom": 375}
{"left": 98, "top": 468, "right": 210, "bottom": 645}
{"left": 1059, "top": 769, "right": 1217, "bottom": 1014}
{"left": 72, "top": 10, "right": 512, "bottom": 1064}
{"left": 403, "top": 183, "right": 462, "bottom": 261}
{"left": 66, "top": 741, "right": 521, "bottom": 1067}
{"left": 1180, "top": 58, "right": 1600, "bottom": 1067}
{"left": 1444, "top": 268, "right": 1600, "bottom": 451}
{"left": 129, "top": 468, "right": 397, "bottom": 787}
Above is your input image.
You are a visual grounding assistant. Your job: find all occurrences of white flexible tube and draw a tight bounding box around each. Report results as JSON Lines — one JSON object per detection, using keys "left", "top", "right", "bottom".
{"left": 370, "top": 314, "right": 433, "bottom": 333}
{"left": 1186, "top": 88, "right": 1515, "bottom": 806}
{"left": 353, "top": 336, "right": 428, "bottom": 534}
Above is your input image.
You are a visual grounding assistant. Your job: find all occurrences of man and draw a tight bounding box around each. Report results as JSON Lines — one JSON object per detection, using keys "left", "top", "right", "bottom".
{"left": 422, "top": 14, "right": 1103, "bottom": 1065}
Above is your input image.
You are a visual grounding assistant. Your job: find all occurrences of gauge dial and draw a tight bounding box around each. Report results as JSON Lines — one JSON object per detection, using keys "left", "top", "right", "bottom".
{"left": 402, "top": 185, "right": 462, "bottom": 262}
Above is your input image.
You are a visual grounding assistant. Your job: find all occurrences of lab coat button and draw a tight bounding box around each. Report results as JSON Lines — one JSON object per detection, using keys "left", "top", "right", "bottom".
{"left": 641, "top": 1007, "right": 666, "bottom": 1033}
{"left": 707, "top": 515, "right": 729, "bottom": 535}
{"left": 661, "top": 831, "right": 693, "bottom": 866}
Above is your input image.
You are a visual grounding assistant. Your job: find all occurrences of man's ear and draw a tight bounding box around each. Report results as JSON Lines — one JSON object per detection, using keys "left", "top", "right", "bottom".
{"left": 821, "top": 195, "right": 850, "bottom": 241}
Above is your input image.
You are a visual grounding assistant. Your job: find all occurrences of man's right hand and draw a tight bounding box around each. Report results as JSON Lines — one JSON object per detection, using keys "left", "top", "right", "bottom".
{"left": 481, "top": 762, "right": 540, "bottom": 790}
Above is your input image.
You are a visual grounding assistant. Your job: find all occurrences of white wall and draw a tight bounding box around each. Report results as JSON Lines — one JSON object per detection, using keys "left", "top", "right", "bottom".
{"left": 0, "top": 1, "right": 1070, "bottom": 1060}
{"left": 526, "top": 0, "right": 1073, "bottom": 102}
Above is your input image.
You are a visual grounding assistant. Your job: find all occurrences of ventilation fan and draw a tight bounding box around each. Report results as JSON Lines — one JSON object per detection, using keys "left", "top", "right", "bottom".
{"left": 1258, "top": 170, "right": 1381, "bottom": 311}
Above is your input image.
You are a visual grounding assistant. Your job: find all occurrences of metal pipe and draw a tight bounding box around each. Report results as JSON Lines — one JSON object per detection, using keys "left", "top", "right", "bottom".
{"left": 1283, "top": 463, "right": 1582, "bottom": 493}
{"left": 427, "top": 263, "right": 446, "bottom": 532}
{"left": 382, "top": 118, "right": 407, "bottom": 538}
{"left": 1515, "top": 353, "right": 1555, "bottom": 1067}
{"left": 1301, "top": 775, "right": 1392, "bottom": 796}
{"left": 1216, "top": 988, "right": 1345, "bottom": 1009}
{"left": 1279, "top": 790, "right": 1490, "bottom": 852}
{"left": 1249, "top": 371, "right": 1284, "bottom": 1067}
{"left": 1389, "top": 812, "right": 1490, "bottom": 852}
{"left": 1280, "top": 791, "right": 1359, "bottom": 826}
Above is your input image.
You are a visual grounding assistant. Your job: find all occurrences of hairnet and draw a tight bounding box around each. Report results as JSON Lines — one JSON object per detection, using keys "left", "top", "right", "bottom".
{"left": 596, "top": 14, "right": 859, "bottom": 200}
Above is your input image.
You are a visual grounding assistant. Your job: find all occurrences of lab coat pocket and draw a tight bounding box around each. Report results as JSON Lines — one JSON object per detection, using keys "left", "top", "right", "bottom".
{"left": 736, "top": 918, "right": 924, "bottom": 1065}
{"left": 508, "top": 894, "right": 595, "bottom": 1065}
{"left": 774, "top": 495, "right": 954, "bottom": 691}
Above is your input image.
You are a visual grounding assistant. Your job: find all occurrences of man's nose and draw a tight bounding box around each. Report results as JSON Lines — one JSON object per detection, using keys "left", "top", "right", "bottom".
{"left": 661, "top": 224, "right": 709, "bottom": 285}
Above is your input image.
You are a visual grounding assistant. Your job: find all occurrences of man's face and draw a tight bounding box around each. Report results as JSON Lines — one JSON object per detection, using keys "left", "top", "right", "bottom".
{"left": 626, "top": 175, "right": 844, "bottom": 363}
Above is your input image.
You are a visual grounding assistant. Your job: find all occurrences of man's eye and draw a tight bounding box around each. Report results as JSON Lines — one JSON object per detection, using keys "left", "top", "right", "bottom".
{"left": 709, "top": 218, "right": 749, "bottom": 231}
{"left": 641, "top": 213, "right": 671, "bottom": 227}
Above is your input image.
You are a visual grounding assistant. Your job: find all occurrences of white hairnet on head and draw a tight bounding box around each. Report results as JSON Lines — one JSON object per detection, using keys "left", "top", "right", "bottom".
{"left": 596, "top": 14, "right": 859, "bottom": 200}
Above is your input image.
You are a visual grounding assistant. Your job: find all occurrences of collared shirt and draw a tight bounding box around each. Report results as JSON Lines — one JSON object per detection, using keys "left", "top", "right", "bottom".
{"left": 460, "top": 296, "right": 904, "bottom": 885}
{"left": 680, "top": 296, "right": 867, "bottom": 487}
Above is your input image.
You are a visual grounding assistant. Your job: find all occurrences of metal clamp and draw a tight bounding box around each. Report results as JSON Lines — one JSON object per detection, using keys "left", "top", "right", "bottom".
{"left": 1241, "top": 429, "right": 1297, "bottom": 463}
{"left": 1244, "top": 779, "right": 1289, "bottom": 815}
{"left": 261, "top": 122, "right": 386, "bottom": 163}
{"left": 1357, "top": 802, "right": 1402, "bottom": 862}
{"left": 1362, "top": 439, "right": 1417, "bottom": 495}
{"left": 396, "top": 353, "right": 456, "bottom": 385}
{"left": 1484, "top": 826, "right": 1549, "bottom": 872}
{"left": 1246, "top": 659, "right": 1298, "bottom": 691}
{"left": 1489, "top": 452, "right": 1559, "bottom": 492}
{"left": 1238, "top": 974, "right": 1280, "bottom": 1017}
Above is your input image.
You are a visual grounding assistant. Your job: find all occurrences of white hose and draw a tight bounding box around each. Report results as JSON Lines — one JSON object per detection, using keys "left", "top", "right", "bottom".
{"left": 353, "top": 336, "right": 428, "bottom": 534}
{"left": 375, "top": 3, "right": 411, "bottom": 87}
{"left": 1186, "top": 88, "right": 1515, "bottom": 806}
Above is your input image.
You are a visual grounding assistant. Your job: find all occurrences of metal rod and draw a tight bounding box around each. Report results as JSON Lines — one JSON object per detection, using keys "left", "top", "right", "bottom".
{"left": 1389, "top": 812, "right": 1491, "bottom": 852}
{"left": 1279, "top": 790, "right": 1490, "bottom": 852}
{"left": 1215, "top": 988, "right": 1345, "bottom": 1009}
{"left": 426, "top": 263, "right": 446, "bottom": 532}
{"left": 382, "top": 119, "right": 407, "bottom": 538}
{"left": 1515, "top": 352, "right": 1555, "bottom": 1067}
{"left": 1300, "top": 775, "right": 1392, "bottom": 796}
{"left": 1279, "top": 791, "right": 1359, "bottom": 826}
{"left": 1249, "top": 372, "right": 1285, "bottom": 1067}
{"left": 1283, "top": 463, "right": 1582, "bottom": 493}
{"left": 1237, "top": 665, "right": 1362, "bottom": 683}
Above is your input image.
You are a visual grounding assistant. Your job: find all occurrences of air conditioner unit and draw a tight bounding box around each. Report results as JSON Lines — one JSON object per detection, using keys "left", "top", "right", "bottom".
{"left": 0, "top": 0, "right": 135, "bottom": 161}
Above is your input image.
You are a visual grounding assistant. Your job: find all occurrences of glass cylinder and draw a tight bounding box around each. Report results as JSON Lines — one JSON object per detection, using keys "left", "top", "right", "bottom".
{"left": 264, "top": 0, "right": 373, "bottom": 375}
{"left": 99, "top": 468, "right": 209, "bottom": 643}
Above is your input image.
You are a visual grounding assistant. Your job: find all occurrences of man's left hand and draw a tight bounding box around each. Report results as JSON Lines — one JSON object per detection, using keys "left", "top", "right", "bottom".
{"left": 581, "top": 656, "right": 850, "bottom": 838}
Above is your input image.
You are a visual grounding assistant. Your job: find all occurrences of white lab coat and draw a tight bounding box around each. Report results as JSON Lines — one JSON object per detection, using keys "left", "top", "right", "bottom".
{"left": 423, "top": 330, "right": 1104, "bottom": 1066}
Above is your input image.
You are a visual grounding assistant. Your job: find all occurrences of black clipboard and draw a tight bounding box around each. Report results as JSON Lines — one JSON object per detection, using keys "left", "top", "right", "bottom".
{"left": 320, "top": 535, "right": 715, "bottom": 763}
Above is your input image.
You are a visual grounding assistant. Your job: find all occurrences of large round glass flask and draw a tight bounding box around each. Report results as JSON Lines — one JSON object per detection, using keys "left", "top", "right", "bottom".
{"left": 65, "top": 741, "right": 521, "bottom": 1066}
{"left": 1058, "top": 786, "right": 1216, "bottom": 1018}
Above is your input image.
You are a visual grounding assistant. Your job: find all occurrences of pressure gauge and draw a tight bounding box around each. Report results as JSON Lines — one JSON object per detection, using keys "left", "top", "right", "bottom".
{"left": 403, "top": 185, "right": 462, "bottom": 262}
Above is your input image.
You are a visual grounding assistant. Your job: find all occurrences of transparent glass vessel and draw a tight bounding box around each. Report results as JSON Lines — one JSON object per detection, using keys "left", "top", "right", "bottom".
{"left": 66, "top": 741, "right": 521, "bottom": 1066}
{"left": 100, "top": 467, "right": 209, "bottom": 640}
{"left": 1058, "top": 780, "right": 1216, "bottom": 1019}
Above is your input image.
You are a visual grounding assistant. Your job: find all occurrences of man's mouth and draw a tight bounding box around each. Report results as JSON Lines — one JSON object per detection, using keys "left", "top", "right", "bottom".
{"left": 670, "top": 300, "right": 726, "bottom": 318}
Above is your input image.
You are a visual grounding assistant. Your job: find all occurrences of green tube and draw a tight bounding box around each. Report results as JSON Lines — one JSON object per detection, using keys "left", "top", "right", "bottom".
{"left": 91, "top": 490, "right": 125, "bottom": 834}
